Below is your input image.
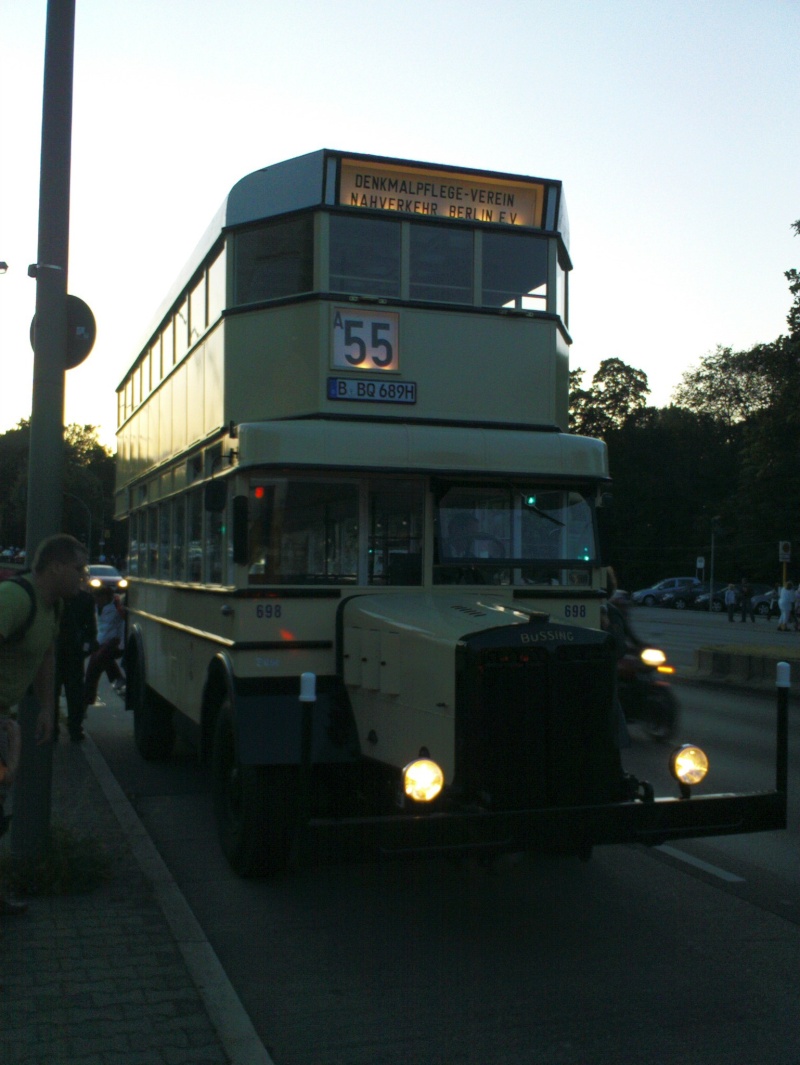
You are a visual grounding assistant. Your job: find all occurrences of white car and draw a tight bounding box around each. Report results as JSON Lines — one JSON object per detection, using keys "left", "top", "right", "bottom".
{"left": 87, "top": 564, "right": 128, "bottom": 593}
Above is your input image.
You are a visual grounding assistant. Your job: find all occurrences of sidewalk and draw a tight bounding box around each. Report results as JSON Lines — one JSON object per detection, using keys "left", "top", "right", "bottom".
{"left": 0, "top": 709, "right": 273, "bottom": 1065}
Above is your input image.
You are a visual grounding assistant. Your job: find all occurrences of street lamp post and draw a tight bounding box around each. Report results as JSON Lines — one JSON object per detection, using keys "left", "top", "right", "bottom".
{"left": 11, "top": 0, "right": 76, "bottom": 864}
{"left": 710, "top": 515, "right": 722, "bottom": 609}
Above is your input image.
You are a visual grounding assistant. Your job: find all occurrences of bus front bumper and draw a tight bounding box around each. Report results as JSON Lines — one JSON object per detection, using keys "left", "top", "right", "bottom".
{"left": 300, "top": 789, "right": 786, "bottom": 862}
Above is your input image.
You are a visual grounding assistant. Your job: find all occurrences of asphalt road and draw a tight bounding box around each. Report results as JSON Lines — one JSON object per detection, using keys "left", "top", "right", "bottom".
{"left": 628, "top": 602, "right": 797, "bottom": 671}
{"left": 86, "top": 610, "right": 800, "bottom": 1065}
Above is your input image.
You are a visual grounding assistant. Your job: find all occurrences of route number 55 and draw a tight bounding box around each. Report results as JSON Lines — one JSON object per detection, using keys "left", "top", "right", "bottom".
{"left": 332, "top": 309, "right": 399, "bottom": 372}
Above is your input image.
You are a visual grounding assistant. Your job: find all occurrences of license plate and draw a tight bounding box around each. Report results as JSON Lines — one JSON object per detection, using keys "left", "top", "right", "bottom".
{"left": 327, "top": 378, "right": 417, "bottom": 404}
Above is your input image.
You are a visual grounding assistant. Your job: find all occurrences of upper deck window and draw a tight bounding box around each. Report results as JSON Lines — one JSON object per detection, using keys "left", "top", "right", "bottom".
{"left": 409, "top": 223, "right": 473, "bottom": 304}
{"left": 482, "top": 231, "right": 548, "bottom": 310}
{"left": 234, "top": 215, "right": 314, "bottom": 305}
{"left": 329, "top": 215, "right": 401, "bottom": 298}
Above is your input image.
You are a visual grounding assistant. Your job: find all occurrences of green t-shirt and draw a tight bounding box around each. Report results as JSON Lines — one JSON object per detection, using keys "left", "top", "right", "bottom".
{"left": 0, "top": 580, "right": 60, "bottom": 710}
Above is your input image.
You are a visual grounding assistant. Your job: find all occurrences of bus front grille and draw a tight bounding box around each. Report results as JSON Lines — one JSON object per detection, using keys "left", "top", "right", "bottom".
{"left": 455, "top": 627, "right": 619, "bottom": 810}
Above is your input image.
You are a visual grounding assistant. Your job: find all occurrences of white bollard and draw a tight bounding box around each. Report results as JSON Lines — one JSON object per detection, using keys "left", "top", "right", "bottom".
{"left": 299, "top": 671, "right": 317, "bottom": 703}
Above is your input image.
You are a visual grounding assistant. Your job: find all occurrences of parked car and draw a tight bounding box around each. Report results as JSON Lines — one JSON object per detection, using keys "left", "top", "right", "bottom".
{"left": 691, "top": 589, "right": 718, "bottom": 611}
{"left": 693, "top": 582, "right": 773, "bottom": 613}
{"left": 660, "top": 583, "right": 709, "bottom": 610}
{"left": 631, "top": 577, "right": 702, "bottom": 607}
{"left": 87, "top": 564, "right": 128, "bottom": 593}
{"left": 751, "top": 588, "right": 780, "bottom": 617}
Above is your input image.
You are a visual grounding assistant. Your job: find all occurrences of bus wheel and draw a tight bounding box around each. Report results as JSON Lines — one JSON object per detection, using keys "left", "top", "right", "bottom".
{"left": 211, "top": 699, "right": 297, "bottom": 877}
{"left": 131, "top": 661, "right": 175, "bottom": 761}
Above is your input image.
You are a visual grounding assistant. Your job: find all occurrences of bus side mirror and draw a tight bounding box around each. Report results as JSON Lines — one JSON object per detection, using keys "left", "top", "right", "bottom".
{"left": 232, "top": 495, "right": 249, "bottom": 565}
{"left": 205, "top": 480, "right": 227, "bottom": 512}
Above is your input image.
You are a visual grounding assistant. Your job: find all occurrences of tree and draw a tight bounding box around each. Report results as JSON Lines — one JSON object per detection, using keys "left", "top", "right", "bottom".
{"left": 0, "top": 422, "right": 115, "bottom": 558}
{"left": 671, "top": 344, "right": 777, "bottom": 428}
{"left": 570, "top": 358, "right": 650, "bottom": 438}
{"left": 598, "top": 406, "right": 738, "bottom": 590}
{"left": 785, "top": 219, "right": 800, "bottom": 338}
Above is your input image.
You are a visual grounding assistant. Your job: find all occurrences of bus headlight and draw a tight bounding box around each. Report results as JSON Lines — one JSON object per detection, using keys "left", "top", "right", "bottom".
{"left": 403, "top": 758, "right": 444, "bottom": 803}
{"left": 669, "top": 745, "right": 709, "bottom": 788}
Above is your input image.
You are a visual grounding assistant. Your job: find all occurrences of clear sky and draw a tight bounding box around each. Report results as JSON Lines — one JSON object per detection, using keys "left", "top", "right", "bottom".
{"left": 1, "top": 0, "right": 797, "bottom": 450}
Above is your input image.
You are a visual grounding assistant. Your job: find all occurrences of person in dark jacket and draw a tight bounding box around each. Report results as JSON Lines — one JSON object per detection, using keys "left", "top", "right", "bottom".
{"left": 738, "top": 578, "right": 755, "bottom": 623}
{"left": 54, "top": 585, "right": 97, "bottom": 742}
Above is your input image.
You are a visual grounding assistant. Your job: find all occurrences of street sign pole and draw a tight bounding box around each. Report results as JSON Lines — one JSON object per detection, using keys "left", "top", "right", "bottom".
{"left": 11, "top": 0, "right": 76, "bottom": 863}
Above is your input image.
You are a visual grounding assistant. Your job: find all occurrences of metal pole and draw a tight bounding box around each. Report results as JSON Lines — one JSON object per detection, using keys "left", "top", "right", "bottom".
{"left": 709, "top": 515, "right": 721, "bottom": 612}
{"left": 775, "top": 662, "right": 789, "bottom": 801}
{"left": 12, "top": 0, "right": 76, "bottom": 863}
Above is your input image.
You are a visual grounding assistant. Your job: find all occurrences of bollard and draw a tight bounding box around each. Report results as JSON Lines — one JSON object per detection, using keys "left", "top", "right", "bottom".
{"left": 298, "top": 673, "right": 317, "bottom": 836}
{"left": 776, "top": 662, "right": 789, "bottom": 797}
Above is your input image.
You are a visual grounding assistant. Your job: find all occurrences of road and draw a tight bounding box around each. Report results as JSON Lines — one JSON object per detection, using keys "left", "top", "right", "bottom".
{"left": 629, "top": 602, "right": 795, "bottom": 671}
{"left": 85, "top": 609, "right": 799, "bottom": 1065}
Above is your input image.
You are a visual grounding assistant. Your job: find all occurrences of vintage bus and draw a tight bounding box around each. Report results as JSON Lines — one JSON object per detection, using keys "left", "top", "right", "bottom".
{"left": 115, "top": 149, "right": 785, "bottom": 875}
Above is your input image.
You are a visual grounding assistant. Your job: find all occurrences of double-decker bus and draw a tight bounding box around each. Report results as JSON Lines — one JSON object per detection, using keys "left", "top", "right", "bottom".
{"left": 115, "top": 149, "right": 785, "bottom": 875}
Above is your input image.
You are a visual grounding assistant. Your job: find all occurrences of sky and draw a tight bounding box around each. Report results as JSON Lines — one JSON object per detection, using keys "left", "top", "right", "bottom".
{"left": 1, "top": 0, "right": 798, "bottom": 450}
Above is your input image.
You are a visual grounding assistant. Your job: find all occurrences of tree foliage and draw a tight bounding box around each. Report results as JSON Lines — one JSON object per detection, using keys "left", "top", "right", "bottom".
{"left": 581, "top": 222, "right": 800, "bottom": 589}
{"left": 671, "top": 344, "right": 778, "bottom": 427}
{"left": 0, "top": 421, "right": 115, "bottom": 557}
{"left": 570, "top": 357, "right": 650, "bottom": 438}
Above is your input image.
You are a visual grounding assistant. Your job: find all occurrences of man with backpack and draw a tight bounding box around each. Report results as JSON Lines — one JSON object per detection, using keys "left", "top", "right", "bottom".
{"left": 0, "top": 533, "right": 87, "bottom": 915}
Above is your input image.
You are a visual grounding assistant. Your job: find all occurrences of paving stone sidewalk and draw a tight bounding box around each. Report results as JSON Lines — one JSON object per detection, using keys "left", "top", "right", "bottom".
{"left": 0, "top": 736, "right": 231, "bottom": 1065}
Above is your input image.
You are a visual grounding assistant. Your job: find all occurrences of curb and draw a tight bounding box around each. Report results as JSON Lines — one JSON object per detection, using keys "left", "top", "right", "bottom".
{"left": 688, "top": 647, "right": 800, "bottom": 695}
{"left": 81, "top": 734, "right": 276, "bottom": 1065}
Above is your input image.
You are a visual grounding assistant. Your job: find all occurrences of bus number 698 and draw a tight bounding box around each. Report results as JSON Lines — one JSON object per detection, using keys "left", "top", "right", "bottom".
{"left": 256, "top": 604, "right": 282, "bottom": 619}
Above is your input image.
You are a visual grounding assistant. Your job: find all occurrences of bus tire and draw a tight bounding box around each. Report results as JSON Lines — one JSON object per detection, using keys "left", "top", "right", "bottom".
{"left": 211, "top": 698, "right": 297, "bottom": 877}
{"left": 131, "top": 660, "right": 175, "bottom": 761}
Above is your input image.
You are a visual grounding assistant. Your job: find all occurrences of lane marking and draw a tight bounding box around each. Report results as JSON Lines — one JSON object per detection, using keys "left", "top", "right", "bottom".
{"left": 656, "top": 844, "right": 746, "bottom": 883}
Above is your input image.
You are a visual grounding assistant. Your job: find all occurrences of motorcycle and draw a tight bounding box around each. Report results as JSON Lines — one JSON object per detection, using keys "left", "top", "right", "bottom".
{"left": 617, "top": 641, "right": 680, "bottom": 741}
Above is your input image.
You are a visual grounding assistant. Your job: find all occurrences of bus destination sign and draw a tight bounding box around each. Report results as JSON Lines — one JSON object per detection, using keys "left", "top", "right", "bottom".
{"left": 340, "top": 159, "right": 543, "bottom": 228}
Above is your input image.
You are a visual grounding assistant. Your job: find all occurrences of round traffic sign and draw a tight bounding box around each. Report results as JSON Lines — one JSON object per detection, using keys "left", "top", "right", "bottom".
{"left": 30, "top": 294, "right": 97, "bottom": 369}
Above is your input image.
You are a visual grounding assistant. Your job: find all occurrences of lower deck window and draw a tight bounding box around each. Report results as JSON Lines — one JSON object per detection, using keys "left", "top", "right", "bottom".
{"left": 434, "top": 484, "right": 597, "bottom": 586}
{"left": 247, "top": 480, "right": 359, "bottom": 584}
{"left": 245, "top": 477, "right": 424, "bottom": 586}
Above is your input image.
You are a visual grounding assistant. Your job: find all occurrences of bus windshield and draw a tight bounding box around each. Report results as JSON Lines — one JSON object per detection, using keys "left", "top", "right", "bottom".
{"left": 434, "top": 484, "right": 598, "bottom": 586}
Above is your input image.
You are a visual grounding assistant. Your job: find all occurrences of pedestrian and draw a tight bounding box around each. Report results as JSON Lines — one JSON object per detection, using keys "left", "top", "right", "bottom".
{"left": 738, "top": 578, "right": 755, "bottom": 623}
{"left": 54, "top": 583, "right": 97, "bottom": 743}
{"left": 724, "top": 583, "right": 738, "bottom": 622}
{"left": 777, "top": 581, "right": 795, "bottom": 632}
{"left": 0, "top": 533, "right": 87, "bottom": 916}
{"left": 83, "top": 586, "right": 126, "bottom": 708}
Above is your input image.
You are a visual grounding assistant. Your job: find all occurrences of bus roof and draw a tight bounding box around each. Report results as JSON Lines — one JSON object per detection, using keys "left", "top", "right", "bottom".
{"left": 133, "top": 149, "right": 569, "bottom": 371}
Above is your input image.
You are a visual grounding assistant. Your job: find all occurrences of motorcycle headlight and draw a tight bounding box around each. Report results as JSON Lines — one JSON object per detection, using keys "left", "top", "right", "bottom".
{"left": 403, "top": 758, "right": 444, "bottom": 803}
{"left": 640, "top": 647, "right": 667, "bottom": 667}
